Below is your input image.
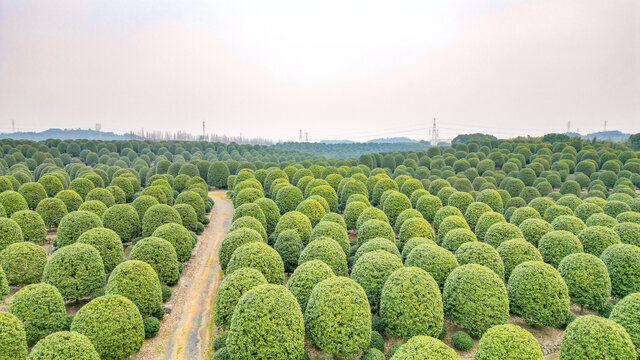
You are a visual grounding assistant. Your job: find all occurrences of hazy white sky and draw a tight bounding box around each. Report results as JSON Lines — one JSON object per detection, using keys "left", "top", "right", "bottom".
{"left": 0, "top": 0, "right": 638, "bottom": 141}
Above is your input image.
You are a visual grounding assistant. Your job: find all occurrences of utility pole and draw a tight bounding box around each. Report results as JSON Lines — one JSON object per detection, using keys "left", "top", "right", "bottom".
{"left": 305, "top": 132, "right": 308, "bottom": 142}
{"left": 11, "top": 119, "right": 15, "bottom": 133}
{"left": 567, "top": 121, "right": 571, "bottom": 133}
{"left": 299, "top": 130, "right": 303, "bottom": 142}
{"left": 604, "top": 121, "right": 607, "bottom": 132}
{"left": 202, "top": 121, "right": 206, "bottom": 141}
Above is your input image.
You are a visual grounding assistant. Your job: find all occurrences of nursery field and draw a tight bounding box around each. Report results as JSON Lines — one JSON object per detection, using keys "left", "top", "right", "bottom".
{"left": 0, "top": 135, "right": 640, "bottom": 359}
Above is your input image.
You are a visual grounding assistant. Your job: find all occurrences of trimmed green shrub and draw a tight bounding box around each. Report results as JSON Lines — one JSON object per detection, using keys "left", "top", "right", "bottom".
{"left": 518, "top": 218, "right": 553, "bottom": 247}
{"left": 11, "top": 210, "right": 46, "bottom": 242}
{"left": 9, "top": 283, "right": 66, "bottom": 344}
{"left": 42, "top": 243, "right": 105, "bottom": 301}
{"left": 474, "top": 212, "right": 506, "bottom": 242}
{"left": 70, "top": 295, "right": 145, "bottom": 360}
{"left": 85, "top": 188, "right": 116, "bottom": 208}
{"left": 214, "top": 267, "right": 267, "bottom": 330}
{"left": 0, "top": 264, "right": 7, "bottom": 299}
{"left": 309, "top": 220, "right": 349, "bottom": 255}
{"left": 305, "top": 276, "right": 371, "bottom": 358}
{"left": 131, "top": 195, "right": 159, "bottom": 222}
{"left": 477, "top": 189, "right": 504, "bottom": 213}
{"left": 226, "top": 284, "right": 304, "bottom": 360}
{"left": 69, "top": 178, "right": 94, "bottom": 200}
{"left": 173, "top": 203, "right": 198, "bottom": 232}
{"left": 56, "top": 211, "right": 102, "bottom": 247}
{"left": 443, "top": 264, "right": 509, "bottom": 337}
{"left": 358, "top": 219, "right": 395, "bottom": 246}
{"left": 219, "top": 228, "right": 264, "bottom": 271}
{"left": 35, "top": 198, "right": 67, "bottom": 228}
{"left": 509, "top": 207, "right": 541, "bottom": 226}
{"left": 207, "top": 161, "right": 230, "bottom": 188}
{"left": 406, "top": 244, "right": 458, "bottom": 289}
{"left": 586, "top": 212, "right": 619, "bottom": 228}
{"left": 398, "top": 217, "right": 435, "bottom": 250}
{"left": 558, "top": 253, "right": 611, "bottom": 311}
{"left": 275, "top": 185, "right": 304, "bottom": 215}
{"left": 382, "top": 191, "right": 412, "bottom": 228}
{"left": 0, "top": 242, "right": 47, "bottom": 285}
{"left": 484, "top": 222, "right": 523, "bottom": 248}
{"left": 601, "top": 244, "right": 640, "bottom": 298}
{"left": 574, "top": 202, "right": 603, "bottom": 223}
{"left": 416, "top": 195, "right": 443, "bottom": 222}
{"left": 129, "top": 237, "right": 180, "bottom": 285}
{"left": 298, "top": 237, "right": 348, "bottom": 276}
{"left": 543, "top": 205, "right": 573, "bottom": 224}
{"left": 320, "top": 212, "right": 347, "bottom": 229}
{"left": 455, "top": 241, "right": 505, "bottom": 280}
{"left": 361, "top": 348, "right": 385, "bottom": 360}
{"left": 274, "top": 229, "right": 304, "bottom": 272}
{"left": 603, "top": 200, "right": 632, "bottom": 219}
{"left": 380, "top": 267, "right": 443, "bottom": 340}
{"left": 0, "top": 217, "right": 23, "bottom": 251}
{"left": 351, "top": 250, "right": 403, "bottom": 312}
{"left": 295, "top": 198, "right": 325, "bottom": 227}
{"left": 560, "top": 315, "right": 636, "bottom": 360}
{"left": 497, "top": 239, "right": 543, "bottom": 280}
{"left": 143, "top": 317, "right": 160, "bottom": 338}
{"left": 77, "top": 228, "right": 124, "bottom": 273}
{"left": 395, "top": 209, "right": 423, "bottom": 233}
{"left": 389, "top": 335, "right": 459, "bottom": 359}
{"left": 141, "top": 204, "right": 181, "bottom": 237}
{"left": 441, "top": 228, "right": 477, "bottom": 253}
{"left": 356, "top": 207, "right": 389, "bottom": 231}
{"left": 451, "top": 331, "right": 473, "bottom": 351}
{"left": 433, "top": 206, "right": 464, "bottom": 231}
{"left": 550, "top": 215, "right": 586, "bottom": 236}
{"left": 354, "top": 238, "right": 400, "bottom": 263}
{"left": 212, "top": 347, "right": 230, "bottom": 360}
{"left": 0, "top": 312, "right": 27, "bottom": 360}
{"left": 28, "top": 331, "right": 100, "bottom": 360}
{"left": 578, "top": 225, "right": 621, "bottom": 257}
{"left": 105, "top": 260, "right": 163, "bottom": 318}
{"left": 614, "top": 222, "right": 640, "bottom": 247}
{"left": 464, "top": 201, "right": 493, "bottom": 231}
{"left": 226, "top": 242, "right": 285, "bottom": 284}
{"left": 370, "top": 330, "right": 384, "bottom": 351}
{"left": 18, "top": 182, "right": 47, "bottom": 209}
{"left": 0, "top": 190, "right": 29, "bottom": 216}
{"left": 538, "top": 230, "right": 584, "bottom": 268}
{"left": 102, "top": 204, "right": 140, "bottom": 241}
{"left": 254, "top": 197, "right": 280, "bottom": 235}
{"left": 474, "top": 324, "right": 543, "bottom": 360}
{"left": 401, "top": 237, "right": 435, "bottom": 261}
{"left": 507, "top": 261, "right": 570, "bottom": 327}
{"left": 610, "top": 293, "right": 640, "bottom": 350}
{"left": 286, "top": 260, "right": 335, "bottom": 311}
{"left": 212, "top": 332, "right": 227, "bottom": 350}
{"left": 273, "top": 211, "right": 312, "bottom": 245}
{"left": 37, "top": 174, "right": 64, "bottom": 198}
{"left": 175, "top": 190, "right": 206, "bottom": 222}
{"left": 161, "top": 285, "right": 172, "bottom": 302}
{"left": 437, "top": 216, "right": 470, "bottom": 244}
{"left": 152, "top": 222, "right": 194, "bottom": 263}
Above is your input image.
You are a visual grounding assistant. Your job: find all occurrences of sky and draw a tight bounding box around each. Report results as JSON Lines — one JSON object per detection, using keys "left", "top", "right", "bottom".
{"left": 0, "top": 0, "right": 638, "bottom": 142}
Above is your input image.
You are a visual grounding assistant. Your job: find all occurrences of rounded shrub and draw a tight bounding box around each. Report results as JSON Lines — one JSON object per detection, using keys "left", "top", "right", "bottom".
{"left": 226, "top": 241, "right": 285, "bottom": 284}
{"left": 344, "top": 201, "right": 369, "bottom": 231}
{"left": 578, "top": 225, "right": 621, "bottom": 257}
{"left": 558, "top": 253, "right": 611, "bottom": 311}
{"left": 226, "top": 284, "right": 304, "bottom": 360}
{"left": 69, "top": 178, "right": 94, "bottom": 200}
{"left": 356, "top": 207, "right": 389, "bottom": 230}
{"left": 77, "top": 228, "right": 124, "bottom": 273}
{"left": 405, "top": 243, "right": 458, "bottom": 289}
{"left": 441, "top": 228, "right": 477, "bottom": 253}
{"left": 443, "top": 264, "right": 509, "bottom": 337}
{"left": 229, "top": 216, "right": 267, "bottom": 242}
{"left": 42, "top": 243, "right": 105, "bottom": 301}
{"left": 357, "top": 219, "right": 395, "bottom": 246}
{"left": 538, "top": 230, "right": 584, "bottom": 268}
{"left": 101, "top": 204, "right": 139, "bottom": 242}
{"left": 382, "top": 191, "right": 412, "bottom": 228}
{"left": 286, "top": 260, "right": 335, "bottom": 311}
{"left": 274, "top": 229, "right": 304, "bottom": 272}
{"left": 586, "top": 212, "right": 619, "bottom": 228}
{"left": 484, "top": 222, "right": 523, "bottom": 248}
{"left": 451, "top": 331, "right": 473, "bottom": 351}
{"left": 0, "top": 312, "right": 27, "bottom": 360}
{"left": 9, "top": 283, "right": 66, "bottom": 344}
{"left": 543, "top": 204, "right": 573, "bottom": 224}
{"left": 173, "top": 203, "right": 198, "bottom": 232}
{"left": 614, "top": 222, "right": 640, "bottom": 247}
{"left": 214, "top": 267, "right": 267, "bottom": 330}
{"left": 574, "top": 202, "right": 604, "bottom": 223}
{"left": 309, "top": 220, "right": 349, "bottom": 255}
{"left": 509, "top": 207, "right": 541, "bottom": 226}
{"left": 518, "top": 218, "right": 553, "bottom": 247}
{"left": 389, "top": 335, "right": 459, "bottom": 359}
{"left": 10, "top": 210, "right": 46, "bottom": 242}
{"left": 560, "top": 315, "right": 635, "bottom": 360}
{"left": 474, "top": 324, "right": 543, "bottom": 360}
{"left": 37, "top": 174, "right": 64, "bottom": 198}
{"left": 0, "top": 190, "right": 29, "bottom": 217}
{"left": 254, "top": 197, "right": 280, "bottom": 235}
{"left": 129, "top": 237, "right": 180, "bottom": 285}
{"left": 395, "top": 208, "right": 423, "bottom": 233}
{"left": 416, "top": 194, "right": 443, "bottom": 222}
{"left": 295, "top": 198, "right": 326, "bottom": 227}
{"left": 28, "top": 331, "right": 100, "bottom": 360}
{"left": 437, "top": 216, "right": 470, "bottom": 244}
{"left": 70, "top": 295, "right": 144, "bottom": 360}
{"left": 18, "top": 182, "right": 47, "bottom": 209}
{"left": 305, "top": 276, "right": 371, "bottom": 358}
{"left": 105, "top": 260, "right": 163, "bottom": 318}
{"left": 218, "top": 228, "right": 264, "bottom": 271}
{"left": 141, "top": 204, "right": 181, "bottom": 237}
{"left": 212, "top": 332, "right": 227, "bottom": 350}
{"left": 601, "top": 244, "right": 640, "bottom": 298}
{"left": 273, "top": 211, "right": 312, "bottom": 245}
{"left": 351, "top": 250, "right": 403, "bottom": 312}
{"left": 550, "top": 215, "right": 586, "bottom": 236}
{"left": 85, "top": 188, "right": 116, "bottom": 208}
{"left": 175, "top": 191, "right": 206, "bottom": 222}
{"left": 143, "top": 317, "right": 160, "bottom": 339}
{"left": 0, "top": 242, "right": 47, "bottom": 285}
{"left": 380, "top": 267, "right": 443, "bottom": 340}
{"left": 354, "top": 237, "right": 400, "bottom": 263}
{"left": 507, "top": 261, "right": 570, "bottom": 327}
{"left": 474, "top": 212, "right": 506, "bottom": 242}
{"left": 397, "top": 217, "right": 435, "bottom": 251}
{"left": 0, "top": 217, "right": 23, "bottom": 251}
{"left": 275, "top": 185, "right": 304, "bottom": 215}
{"left": 151, "top": 222, "right": 194, "bottom": 263}
{"left": 35, "top": 198, "right": 67, "bottom": 229}
{"left": 56, "top": 211, "right": 102, "bottom": 247}
{"left": 609, "top": 293, "right": 640, "bottom": 350}
{"left": 496, "top": 239, "right": 543, "bottom": 280}
{"left": 131, "top": 195, "right": 159, "bottom": 222}
{"left": 362, "top": 348, "right": 385, "bottom": 360}
{"left": 298, "top": 237, "right": 348, "bottom": 276}
{"left": 603, "top": 200, "right": 632, "bottom": 219}
{"left": 455, "top": 241, "right": 505, "bottom": 280}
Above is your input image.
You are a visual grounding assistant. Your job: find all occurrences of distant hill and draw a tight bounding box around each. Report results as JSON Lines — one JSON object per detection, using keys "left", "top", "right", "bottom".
{"left": 366, "top": 137, "right": 418, "bottom": 144}
{"left": 562, "top": 130, "right": 630, "bottom": 142}
{"left": 0, "top": 128, "right": 143, "bottom": 141}
{"left": 320, "top": 139, "right": 356, "bottom": 144}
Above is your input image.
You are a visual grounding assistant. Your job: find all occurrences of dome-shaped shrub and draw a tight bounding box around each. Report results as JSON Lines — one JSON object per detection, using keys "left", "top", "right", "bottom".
{"left": 28, "top": 331, "right": 100, "bottom": 360}
{"left": 229, "top": 217, "right": 267, "bottom": 243}
{"left": 343, "top": 201, "right": 368, "bottom": 231}
{"left": 0, "top": 190, "right": 29, "bottom": 216}
{"left": 141, "top": 204, "right": 181, "bottom": 237}
{"left": 357, "top": 219, "right": 395, "bottom": 246}
{"left": 560, "top": 315, "right": 635, "bottom": 359}
{"left": 227, "top": 284, "right": 304, "bottom": 360}
{"left": 254, "top": 197, "right": 280, "bottom": 235}
{"left": 85, "top": 188, "right": 116, "bottom": 208}
{"left": 77, "top": 228, "right": 124, "bottom": 273}
{"left": 70, "top": 295, "right": 144, "bottom": 360}
{"left": 131, "top": 195, "right": 158, "bottom": 222}
{"left": 152, "top": 222, "right": 194, "bottom": 263}
{"left": 538, "top": 230, "right": 584, "bottom": 268}
{"left": 273, "top": 211, "right": 312, "bottom": 245}
{"left": 543, "top": 204, "right": 573, "bottom": 224}
{"left": 129, "top": 237, "right": 180, "bottom": 285}
{"left": 603, "top": 200, "right": 632, "bottom": 219}
{"left": 416, "top": 194, "right": 443, "bottom": 223}
{"left": 441, "top": 228, "right": 477, "bottom": 253}
{"left": 443, "top": 264, "right": 509, "bottom": 337}
{"left": 295, "top": 198, "right": 326, "bottom": 227}
{"left": 609, "top": 293, "right": 640, "bottom": 350}
{"left": 601, "top": 244, "right": 640, "bottom": 298}
{"left": 389, "top": 335, "right": 458, "bottom": 359}
{"left": 398, "top": 217, "right": 434, "bottom": 251}
{"left": 105, "top": 260, "right": 163, "bottom": 318}
{"left": 9, "top": 283, "right": 66, "bottom": 344}
{"left": 382, "top": 191, "right": 412, "bottom": 228}
{"left": 320, "top": 212, "right": 347, "bottom": 229}
{"left": 578, "top": 225, "right": 621, "bottom": 257}
{"left": 356, "top": 207, "right": 389, "bottom": 230}
{"left": 35, "top": 198, "right": 67, "bottom": 229}
{"left": 380, "top": 267, "right": 443, "bottom": 340}
{"left": 496, "top": 239, "right": 543, "bottom": 280}
{"left": 507, "top": 261, "right": 570, "bottom": 327}
{"left": 455, "top": 241, "right": 505, "bottom": 280}
{"left": 10, "top": 210, "right": 46, "bottom": 243}
{"left": 433, "top": 206, "right": 464, "bottom": 230}
{"left": 395, "top": 208, "right": 423, "bottom": 232}
{"left": 474, "top": 324, "right": 543, "bottom": 360}
{"left": 37, "top": 174, "right": 64, "bottom": 198}
{"left": 274, "top": 229, "right": 304, "bottom": 272}
{"left": 56, "top": 211, "right": 102, "bottom": 247}
{"left": 586, "top": 212, "right": 619, "bottom": 228}
{"left": 464, "top": 201, "right": 493, "bottom": 231}
{"left": 574, "top": 202, "right": 604, "bottom": 223}
{"left": 405, "top": 244, "right": 458, "bottom": 289}
{"left": 213, "top": 267, "right": 267, "bottom": 330}
{"left": 484, "top": 222, "right": 523, "bottom": 248}
{"left": 175, "top": 190, "right": 206, "bottom": 222}
{"left": 286, "top": 260, "right": 335, "bottom": 311}
{"left": 218, "top": 228, "right": 264, "bottom": 271}
{"left": 519, "top": 218, "right": 553, "bottom": 247}
{"left": 305, "top": 276, "right": 371, "bottom": 358}
{"left": 551, "top": 215, "right": 586, "bottom": 235}
{"left": 226, "top": 242, "right": 285, "bottom": 284}
{"left": 558, "top": 253, "right": 611, "bottom": 311}
{"left": 437, "top": 216, "right": 470, "bottom": 244}
{"left": 298, "top": 237, "right": 348, "bottom": 276}
{"left": 0, "top": 312, "right": 27, "bottom": 359}
{"left": 18, "top": 182, "right": 47, "bottom": 209}
{"left": 0, "top": 242, "right": 47, "bottom": 285}
{"left": 101, "top": 204, "right": 139, "bottom": 242}
{"left": 69, "top": 178, "right": 94, "bottom": 200}
{"left": 474, "top": 212, "right": 506, "bottom": 242}
{"left": 207, "top": 161, "right": 230, "bottom": 188}
{"left": 509, "top": 207, "right": 541, "bottom": 226}
{"left": 275, "top": 185, "right": 304, "bottom": 215}
{"left": 354, "top": 237, "right": 400, "bottom": 263}
{"left": 477, "top": 189, "right": 504, "bottom": 213}
{"left": 173, "top": 203, "right": 198, "bottom": 232}
{"left": 42, "top": 243, "right": 105, "bottom": 301}
{"left": 614, "top": 222, "right": 640, "bottom": 247}
{"left": 351, "top": 250, "right": 403, "bottom": 312}
{"left": 0, "top": 264, "right": 7, "bottom": 299}
{"left": 0, "top": 217, "right": 24, "bottom": 251}
{"left": 309, "top": 220, "right": 349, "bottom": 255}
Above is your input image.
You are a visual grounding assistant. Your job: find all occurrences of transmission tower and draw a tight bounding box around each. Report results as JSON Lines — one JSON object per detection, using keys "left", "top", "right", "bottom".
{"left": 305, "top": 132, "right": 308, "bottom": 142}
{"left": 202, "top": 121, "right": 206, "bottom": 141}
{"left": 604, "top": 121, "right": 607, "bottom": 132}
{"left": 567, "top": 121, "right": 571, "bottom": 133}
{"left": 11, "top": 119, "right": 15, "bottom": 133}
{"left": 431, "top": 118, "right": 439, "bottom": 146}
{"left": 299, "top": 130, "right": 303, "bottom": 142}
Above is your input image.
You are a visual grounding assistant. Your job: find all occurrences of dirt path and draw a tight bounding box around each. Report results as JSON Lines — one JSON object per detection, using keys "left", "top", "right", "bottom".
{"left": 133, "top": 190, "right": 232, "bottom": 360}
